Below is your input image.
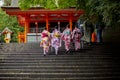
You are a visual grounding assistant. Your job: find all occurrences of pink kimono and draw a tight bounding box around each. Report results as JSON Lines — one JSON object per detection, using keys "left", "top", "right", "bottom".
{"left": 72, "top": 27, "right": 82, "bottom": 51}
{"left": 51, "top": 29, "right": 61, "bottom": 55}
{"left": 61, "top": 27, "right": 71, "bottom": 52}
{"left": 40, "top": 30, "right": 51, "bottom": 56}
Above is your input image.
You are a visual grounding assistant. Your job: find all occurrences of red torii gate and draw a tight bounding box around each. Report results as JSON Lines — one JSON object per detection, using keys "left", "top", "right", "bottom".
{"left": 2, "top": 7, "right": 84, "bottom": 43}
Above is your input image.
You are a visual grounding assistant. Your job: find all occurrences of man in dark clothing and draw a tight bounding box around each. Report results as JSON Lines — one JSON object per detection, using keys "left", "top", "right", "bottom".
{"left": 95, "top": 22, "right": 105, "bottom": 43}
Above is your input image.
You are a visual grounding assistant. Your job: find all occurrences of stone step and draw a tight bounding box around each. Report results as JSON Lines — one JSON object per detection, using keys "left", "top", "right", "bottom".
{"left": 0, "top": 52, "right": 112, "bottom": 55}
{"left": 0, "top": 61, "right": 113, "bottom": 65}
{"left": 0, "top": 76, "right": 116, "bottom": 80}
{"left": 0, "top": 68, "right": 115, "bottom": 75}
{"left": 0, "top": 43, "right": 91, "bottom": 53}
{"left": 0, "top": 43, "right": 119, "bottom": 80}
{"left": 0, "top": 68, "right": 117, "bottom": 75}
{"left": 0, "top": 55, "right": 113, "bottom": 59}
{"left": 0, "top": 68, "right": 114, "bottom": 72}
{"left": 0, "top": 70, "right": 114, "bottom": 75}
{"left": 0, "top": 58, "right": 113, "bottom": 62}
{"left": 0, "top": 52, "right": 113, "bottom": 57}
{"left": 0, "top": 64, "right": 116, "bottom": 68}
{"left": 0, "top": 59, "right": 113, "bottom": 63}
{"left": 0, "top": 65, "right": 116, "bottom": 70}
{"left": 0, "top": 72, "right": 116, "bottom": 78}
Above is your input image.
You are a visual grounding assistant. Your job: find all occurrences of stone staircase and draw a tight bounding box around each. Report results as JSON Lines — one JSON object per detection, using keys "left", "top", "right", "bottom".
{"left": 0, "top": 42, "right": 120, "bottom": 80}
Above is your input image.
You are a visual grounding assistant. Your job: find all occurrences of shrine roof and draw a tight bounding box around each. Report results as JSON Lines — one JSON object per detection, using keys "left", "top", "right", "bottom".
{"left": 1, "top": 27, "right": 12, "bottom": 34}
{"left": 1, "top": 0, "right": 84, "bottom": 15}
{"left": 1, "top": 4, "right": 84, "bottom": 22}
{"left": 1, "top": 6, "right": 84, "bottom": 15}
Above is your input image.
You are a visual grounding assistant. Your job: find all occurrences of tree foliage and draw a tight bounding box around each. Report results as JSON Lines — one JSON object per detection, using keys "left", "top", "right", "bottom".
{"left": 0, "top": 8, "right": 24, "bottom": 42}
{"left": 76, "top": 0, "right": 120, "bottom": 27}
{"left": 18, "top": 0, "right": 76, "bottom": 10}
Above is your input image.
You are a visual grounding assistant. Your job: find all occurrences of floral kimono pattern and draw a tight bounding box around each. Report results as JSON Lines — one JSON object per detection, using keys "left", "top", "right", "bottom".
{"left": 51, "top": 29, "right": 61, "bottom": 55}
{"left": 61, "top": 28, "right": 71, "bottom": 52}
{"left": 40, "top": 30, "right": 51, "bottom": 56}
{"left": 72, "top": 27, "right": 82, "bottom": 50}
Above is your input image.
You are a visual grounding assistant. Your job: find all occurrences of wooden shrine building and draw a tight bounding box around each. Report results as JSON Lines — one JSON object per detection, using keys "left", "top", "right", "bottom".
{"left": 1, "top": 1, "right": 84, "bottom": 43}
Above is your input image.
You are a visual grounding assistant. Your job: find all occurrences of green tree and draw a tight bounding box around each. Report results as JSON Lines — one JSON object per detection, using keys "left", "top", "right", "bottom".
{"left": 18, "top": 0, "right": 76, "bottom": 10}
{"left": 76, "top": 0, "right": 120, "bottom": 27}
{"left": 0, "top": 8, "right": 24, "bottom": 42}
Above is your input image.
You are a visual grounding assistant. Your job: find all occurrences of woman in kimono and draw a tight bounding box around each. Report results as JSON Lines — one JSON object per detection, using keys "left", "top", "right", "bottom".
{"left": 72, "top": 26, "right": 82, "bottom": 51}
{"left": 51, "top": 26, "right": 61, "bottom": 55}
{"left": 40, "top": 27, "right": 51, "bottom": 56}
{"left": 61, "top": 24, "right": 71, "bottom": 53}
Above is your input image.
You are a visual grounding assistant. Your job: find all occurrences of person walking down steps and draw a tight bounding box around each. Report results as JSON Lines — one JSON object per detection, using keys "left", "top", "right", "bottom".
{"left": 51, "top": 26, "right": 61, "bottom": 55}
{"left": 72, "top": 26, "right": 82, "bottom": 51}
{"left": 40, "top": 27, "right": 51, "bottom": 56}
{"left": 61, "top": 24, "right": 72, "bottom": 53}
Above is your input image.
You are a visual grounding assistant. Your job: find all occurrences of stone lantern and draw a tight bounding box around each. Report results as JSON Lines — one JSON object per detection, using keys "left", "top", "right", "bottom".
{"left": 1, "top": 27, "right": 12, "bottom": 43}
